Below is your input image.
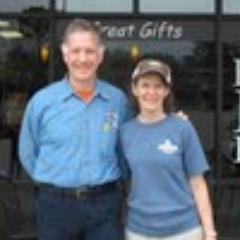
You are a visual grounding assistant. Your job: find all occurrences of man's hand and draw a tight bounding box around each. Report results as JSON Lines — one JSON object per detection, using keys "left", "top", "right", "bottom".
{"left": 175, "top": 110, "right": 188, "bottom": 120}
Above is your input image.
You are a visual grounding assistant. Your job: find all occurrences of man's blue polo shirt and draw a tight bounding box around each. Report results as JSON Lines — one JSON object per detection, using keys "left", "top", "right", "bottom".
{"left": 19, "top": 78, "right": 129, "bottom": 187}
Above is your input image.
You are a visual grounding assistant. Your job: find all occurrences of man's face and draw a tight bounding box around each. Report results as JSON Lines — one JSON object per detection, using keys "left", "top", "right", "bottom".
{"left": 62, "top": 30, "right": 104, "bottom": 83}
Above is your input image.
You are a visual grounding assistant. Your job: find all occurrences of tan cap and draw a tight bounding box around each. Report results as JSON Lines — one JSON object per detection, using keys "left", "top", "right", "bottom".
{"left": 132, "top": 59, "right": 171, "bottom": 85}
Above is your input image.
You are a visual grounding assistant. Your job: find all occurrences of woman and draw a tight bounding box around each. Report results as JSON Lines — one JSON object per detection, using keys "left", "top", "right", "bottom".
{"left": 119, "top": 59, "right": 217, "bottom": 240}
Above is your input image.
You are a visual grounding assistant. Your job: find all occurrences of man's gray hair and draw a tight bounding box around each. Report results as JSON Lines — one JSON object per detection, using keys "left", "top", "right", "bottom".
{"left": 62, "top": 19, "right": 104, "bottom": 45}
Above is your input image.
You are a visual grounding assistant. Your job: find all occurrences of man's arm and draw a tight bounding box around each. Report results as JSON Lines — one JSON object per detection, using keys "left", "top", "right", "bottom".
{"left": 18, "top": 99, "right": 39, "bottom": 177}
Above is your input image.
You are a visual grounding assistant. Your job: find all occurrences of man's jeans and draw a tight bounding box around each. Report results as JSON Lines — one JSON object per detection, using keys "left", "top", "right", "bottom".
{"left": 37, "top": 186, "right": 124, "bottom": 240}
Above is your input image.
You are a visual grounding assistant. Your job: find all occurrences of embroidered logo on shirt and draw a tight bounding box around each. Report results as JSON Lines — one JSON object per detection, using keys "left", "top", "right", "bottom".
{"left": 158, "top": 139, "right": 178, "bottom": 154}
{"left": 102, "top": 111, "right": 118, "bottom": 132}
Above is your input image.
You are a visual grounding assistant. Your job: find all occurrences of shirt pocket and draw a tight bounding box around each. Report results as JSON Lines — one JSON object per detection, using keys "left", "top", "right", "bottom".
{"left": 99, "top": 109, "right": 119, "bottom": 157}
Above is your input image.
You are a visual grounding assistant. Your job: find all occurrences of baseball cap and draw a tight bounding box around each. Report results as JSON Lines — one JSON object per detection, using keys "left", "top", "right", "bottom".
{"left": 132, "top": 59, "right": 171, "bottom": 85}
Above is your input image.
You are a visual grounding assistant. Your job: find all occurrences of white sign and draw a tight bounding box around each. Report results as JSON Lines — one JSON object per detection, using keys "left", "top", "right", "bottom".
{"left": 233, "top": 58, "right": 240, "bottom": 163}
{"left": 234, "top": 59, "right": 240, "bottom": 87}
{"left": 96, "top": 21, "right": 183, "bottom": 40}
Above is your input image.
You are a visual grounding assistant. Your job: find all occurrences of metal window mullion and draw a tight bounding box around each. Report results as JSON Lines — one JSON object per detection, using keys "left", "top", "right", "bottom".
{"left": 214, "top": 0, "right": 223, "bottom": 178}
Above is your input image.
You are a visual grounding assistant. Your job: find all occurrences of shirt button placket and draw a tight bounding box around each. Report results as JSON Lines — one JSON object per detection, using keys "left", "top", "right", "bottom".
{"left": 84, "top": 112, "right": 91, "bottom": 183}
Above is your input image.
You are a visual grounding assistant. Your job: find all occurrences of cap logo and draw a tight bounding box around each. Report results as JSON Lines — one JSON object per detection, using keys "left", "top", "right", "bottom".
{"left": 148, "top": 61, "right": 162, "bottom": 67}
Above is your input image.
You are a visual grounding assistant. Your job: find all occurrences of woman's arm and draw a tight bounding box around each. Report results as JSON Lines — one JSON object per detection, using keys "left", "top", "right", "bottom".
{"left": 190, "top": 175, "right": 217, "bottom": 240}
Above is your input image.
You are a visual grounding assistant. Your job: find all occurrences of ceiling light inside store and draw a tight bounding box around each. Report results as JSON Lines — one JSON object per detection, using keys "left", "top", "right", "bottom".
{"left": 0, "top": 20, "right": 10, "bottom": 28}
{"left": 0, "top": 30, "right": 23, "bottom": 39}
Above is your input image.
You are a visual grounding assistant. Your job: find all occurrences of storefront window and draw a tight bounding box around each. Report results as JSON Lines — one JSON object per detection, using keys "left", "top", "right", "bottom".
{"left": 223, "top": 0, "right": 240, "bottom": 14}
{"left": 221, "top": 21, "right": 240, "bottom": 165}
{"left": 0, "top": 0, "right": 49, "bottom": 13}
{"left": 0, "top": 18, "right": 49, "bottom": 175}
{"left": 56, "top": 0, "right": 132, "bottom": 13}
{"left": 140, "top": 0, "right": 214, "bottom": 14}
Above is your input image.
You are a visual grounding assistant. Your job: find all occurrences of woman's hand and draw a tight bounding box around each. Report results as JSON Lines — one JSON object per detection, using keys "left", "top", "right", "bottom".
{"left": 175, "top": 110, "right": 188, "bottom": 120}
{"left": 203, "top": 230, "right": 217, "bottom": 240}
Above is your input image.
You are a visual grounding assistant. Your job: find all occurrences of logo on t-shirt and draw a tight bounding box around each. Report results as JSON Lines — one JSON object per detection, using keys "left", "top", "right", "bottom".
{"left": 158, "top": 139, "right": 178, "bottom": 154}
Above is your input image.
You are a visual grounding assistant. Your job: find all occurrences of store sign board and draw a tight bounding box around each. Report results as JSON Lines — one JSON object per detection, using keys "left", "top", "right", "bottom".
{"left": 95, "top": 21, "right": 183, "bottom": 40}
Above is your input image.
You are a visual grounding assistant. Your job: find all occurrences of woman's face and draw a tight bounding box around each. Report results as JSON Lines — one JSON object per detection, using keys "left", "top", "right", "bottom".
{"left": 132, "top": 73, "right": 170, "bottom": 114}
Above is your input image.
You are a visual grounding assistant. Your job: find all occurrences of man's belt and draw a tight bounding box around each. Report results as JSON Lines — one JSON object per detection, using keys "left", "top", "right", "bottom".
{"left": 40, "top": 180, "right": 119, "bottom": 200}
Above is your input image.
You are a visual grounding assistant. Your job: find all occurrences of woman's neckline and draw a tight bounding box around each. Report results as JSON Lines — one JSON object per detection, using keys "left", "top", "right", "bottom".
{"left": 136, "top": 113, "right": 170, "bottom": 125}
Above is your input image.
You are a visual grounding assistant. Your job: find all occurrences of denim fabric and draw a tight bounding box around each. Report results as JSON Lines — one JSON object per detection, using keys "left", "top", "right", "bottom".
{"left": 37, "top": 188, "right": 124, "bottom": 240}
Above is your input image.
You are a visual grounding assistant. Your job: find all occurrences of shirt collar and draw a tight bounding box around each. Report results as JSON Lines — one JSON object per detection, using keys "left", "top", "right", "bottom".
{"left": 94, "top": 80, "right": 110, "bottom": 100}
{"left": 58, "top": 77, "right": 110, "bottom": 101}
{"left": 56, "top": 77, "right": 73, "bottom": 101}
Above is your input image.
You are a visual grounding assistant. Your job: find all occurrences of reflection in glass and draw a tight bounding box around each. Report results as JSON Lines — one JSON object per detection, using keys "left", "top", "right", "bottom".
{"left": 0, "top": 18, "right": 49, "bottom": 132}
{"left": 0, "top": 0, "right": 49, "bottom": 13}
{"left": 140, "top": 0, "right": 214, "bottom": 13}
{"left": 0, "top": 17, "right": 49, "bottom": 177}
{"left": 223, "top": 0, "right": 240, "bottom": 14}
{"left": 56, "top": 0, "right": 132, "bottom": 12}
{"left": 220, "top": 20, "right": 240, "bottom": 163}
{"left": 222, "top": 42, "right": 240, "bottom": 162}
{"left": 100, "top": 41, "right": 215, "bottom": 105}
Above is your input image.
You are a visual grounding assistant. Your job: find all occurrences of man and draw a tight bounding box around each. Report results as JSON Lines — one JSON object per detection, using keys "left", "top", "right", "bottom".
{"left": 19, "top": 19, "right": 128, "bottom": 240}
